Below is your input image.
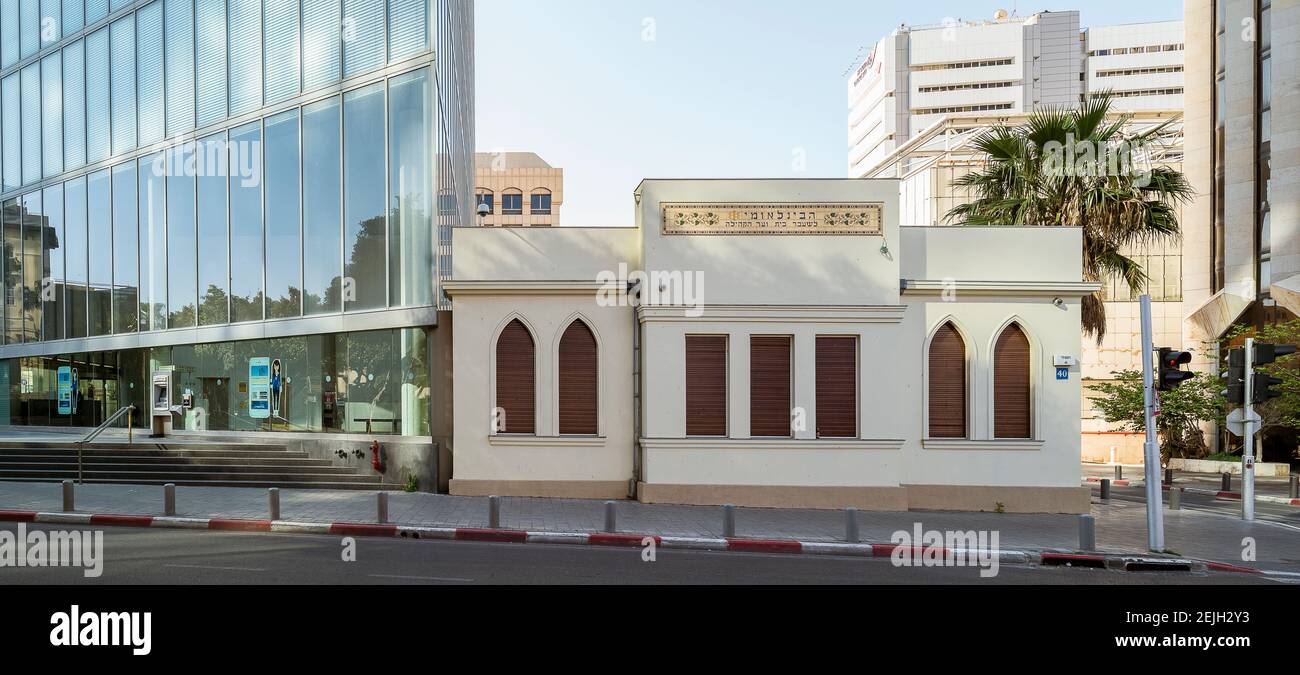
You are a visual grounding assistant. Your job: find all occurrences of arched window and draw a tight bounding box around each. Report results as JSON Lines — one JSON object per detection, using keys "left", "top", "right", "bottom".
{"left": 495, "top": 319, "right": 535, "bottom": 434}
{"left": 993, "top": 323, "right": 1031, "bottom": 439}
{"left": 475, "top": 189, "right": 494, "bottom": 213}
{"left": 558, "top": 320, "right": 598, "bottom": 435}
{"left": 928, "top": 322, "right": 966, "bottom": 438}
{"left": 501, "top": 189, "right": 523, "bottom": 215}
{"left": 530, "top": 189, "right": 553, "bottom": 215}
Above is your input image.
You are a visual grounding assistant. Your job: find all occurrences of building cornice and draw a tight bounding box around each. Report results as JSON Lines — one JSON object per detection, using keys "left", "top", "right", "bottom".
{"left": 901, "top": 280, "right": 1102, "bottom": 298}
{"left": 641, "top": 438, "right": 905, "bottom": 452}
{"left": 637, "top": 305, "right": 907, "bottom": 323}
{"left": 441, "top": 280, "right": 611, "bottom": 297}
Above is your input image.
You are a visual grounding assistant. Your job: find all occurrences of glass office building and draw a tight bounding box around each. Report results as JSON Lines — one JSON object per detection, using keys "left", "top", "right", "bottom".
{"left": 0, "top": 0, "right": 474, "bottom": 436}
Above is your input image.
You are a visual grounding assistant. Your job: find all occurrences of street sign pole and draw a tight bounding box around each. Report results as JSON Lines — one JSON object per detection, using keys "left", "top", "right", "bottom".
{"left": 1243, "top": 338, "right": 1256, "bottom": 522}
{"left": 1140, "top": 295, "right": 1165, "bottom": 551}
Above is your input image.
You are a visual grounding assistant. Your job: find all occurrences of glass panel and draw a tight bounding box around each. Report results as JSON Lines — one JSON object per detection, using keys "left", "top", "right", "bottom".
{"left": 164, "top": 0, "right": 194, "bottom": 137}
{"left": 400, "top": 327, "right": 428, "bottom": 435}
{"left": 20, "top": 0, "right": 37, "bottom": 59}
{"left": 40, "top": 0, "right": 58, "bottom": 48}
{"left": 1, "top": 0, "right": 17, "bottom": 69}
{"left": 388, "top": 0, "right": 428, "bottom": 61}
{"left": 196, "top": 131, "right": 228, "bottom": 326}
{"left": 228, "top": 121, "right": 263, "bottom": 323}
{"left": 1, "top": 74, "right": 18, "bottom": 192}
{"left": 86, "top": 169, "right": 109, "bottom": 336}
{"left": 21, "top": 191, "right": 41, "bottom": 342}
{"left": 195, "top": 0, "right": 226, "bottom": 127}
{"left": 64, "top": 175, "right": 86, "bottom": 339}
{"left": 109, "top": 0, "right": 128, "bottom": 10}
{"left": 227, "top": 0, "right": 261, "bottom": 116}
{"left": 263, "top": 0, "right": 299, "bottom": 104}
{"left": 135, "top": 2, "right": 164, "bottom": 146}
{"left": 109, "top": 16, "right": 135, "bottom": 156}
{"left": 42, "top": 184, "right": 62, "bottom": 341}
{"left": 342, "top": 0, "right": 384, "bottom": 77}
{"left": 85, "top": 28, "right": 109, "bottom": 164}
{"left": 388, "top": 67, "right": 431, "bottom": 307}
{"left": 138, "top": 153, "right": 163, "bottom": 331}
{"left": 61, "top": 0, "right": 82, "bottom": 36}
{"left": 167, "top": 148, "right": 197, "bottom": 328}
{"left": 62, "top": 40, "right": 84, "bottom": 170}
{"left": 21, "top": 64, "right": 40, "bottom": 185}
{"left": 264, "top": 109, "right": 300, "bottom": 319}
{"left": 2, "top": 199, "right": 18, "bottom": 343}
{"left": 303, "top": 96, "right": 341, "bottom": 316}
{"left": 343, "top": 83, "right": 385, "bottom": 312}
{"left": 42, "top": 52, "right": 63, "bottom": 179}
{"left": 111, "top": 161, "right": 138, "bottom": 334}
{"left": 302, "top": 0, "right": 339, "bottom": 91}
{"left": 84, "top": 0, "right": 103, "bottom": 24}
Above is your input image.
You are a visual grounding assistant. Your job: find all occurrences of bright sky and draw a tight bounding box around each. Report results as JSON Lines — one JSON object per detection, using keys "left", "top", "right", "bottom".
{"left": 475, "top": 1, "right": 1184, "bottom": 226}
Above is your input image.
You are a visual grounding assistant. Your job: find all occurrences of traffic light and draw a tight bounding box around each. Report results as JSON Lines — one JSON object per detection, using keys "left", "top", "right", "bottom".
{"left": 1250, "top": 343, "right": 1296, "bottom": 404}
{"left": 1221, "top": 348, "right": 1245, "bottom": 405}
{"left": 1253, "top": 373, "right": 1284, "bottom": 404}
{"left": 1158, "top": 348, "right": 1195, "bottom": 391}
{"left": 1253, "top": 343, "right": 1298, "bottom": 366}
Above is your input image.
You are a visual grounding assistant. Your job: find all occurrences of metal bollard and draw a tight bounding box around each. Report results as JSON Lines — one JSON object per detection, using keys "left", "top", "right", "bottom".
{"left": 1078, "top": 515, "right": 1096, "bottom": 551}
{"left": 164, "top": 483, "right": 176, "bottom": 517}
{"left": 722, "top": 504, "right": 736, "bottom": 538}
{"left": 1291, "top": 475, "right": 1299, "bottom": 500}
{"left": 844, "top": 507, "right": 860, "bottom": 543}
{"left": 1100, "top": 479, "right": 1112, "bottom": 501}
{"left": 377, "top": 492, "right": 389, "bottom": 524}
{"left": 489, "top": 495, "right": 500, "bottom": 529}
{"left": 62, "top": 480, "right": 74, "bottom": 513}
{"left": 603, "top": 501, "right": 617, "bottom": 533}
{"left": 1165, "top": 468, "right": 1174, "bottom": 486}
{"left": 1114, "top": 465, "right": 1123, "bottom": 481}
{"left": 1221, "top": 473, "right": 1232, "bottom": 493}
{"left": 268, "top": 488, "right": 280, "bottom": 521}
{"left": 1170, "top": 487, "right": 1182, "bottom": 511}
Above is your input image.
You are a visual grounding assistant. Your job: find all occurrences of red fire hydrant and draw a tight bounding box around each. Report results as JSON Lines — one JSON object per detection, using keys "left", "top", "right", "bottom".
{"left": 370, "top": 440, "right": 386, "bottom": 474}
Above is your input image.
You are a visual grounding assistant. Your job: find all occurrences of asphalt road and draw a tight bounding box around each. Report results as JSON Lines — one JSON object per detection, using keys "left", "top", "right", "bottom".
{"left": 1107, "top": 484, "right": 1300, "bottom": 528}
{"left": 0, "top": 524, "right": 1277, "bottom": 585}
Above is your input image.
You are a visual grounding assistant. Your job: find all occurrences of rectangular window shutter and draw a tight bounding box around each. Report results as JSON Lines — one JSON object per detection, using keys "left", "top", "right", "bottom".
{"left": 749, "top": 336, "right": 791, "bottom": 438}
{"left": 816, "top": 336, "right": 857, "bottom": 439}
{"left": 686, "top": 335, "right": 727, "bottom": 437}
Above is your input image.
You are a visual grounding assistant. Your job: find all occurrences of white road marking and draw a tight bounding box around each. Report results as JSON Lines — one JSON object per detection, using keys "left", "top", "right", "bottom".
{"left": 164, "top": 564, "right": 267, "bottom": 572}
{"left": 368, "top": 574, "right": 474, "bottom": 583}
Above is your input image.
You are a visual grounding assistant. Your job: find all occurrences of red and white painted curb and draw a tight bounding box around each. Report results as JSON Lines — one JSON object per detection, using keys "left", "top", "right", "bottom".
{"left": 1083, "top": 478, "right": 1300, "bottom": 507}
{"left": 7, "top": 508, "right": 1298, "bottom": 578}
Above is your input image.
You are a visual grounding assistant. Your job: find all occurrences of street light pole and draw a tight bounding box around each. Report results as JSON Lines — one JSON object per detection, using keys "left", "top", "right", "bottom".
{"left": 1243, "top": 338, "right": 1256, "bottom": 522}
{"left": 1140, "top": 295, "right": 1165, "bottom": 551}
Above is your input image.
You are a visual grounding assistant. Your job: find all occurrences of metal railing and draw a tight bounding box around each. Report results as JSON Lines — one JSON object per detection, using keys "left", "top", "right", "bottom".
{"left": 76, "top": 405, "right": 135, "bottom": 485}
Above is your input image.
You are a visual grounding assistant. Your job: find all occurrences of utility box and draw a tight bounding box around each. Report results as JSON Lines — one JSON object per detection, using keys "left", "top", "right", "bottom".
{"left": 151, "top": 370, "right": 173, "bottom": 438}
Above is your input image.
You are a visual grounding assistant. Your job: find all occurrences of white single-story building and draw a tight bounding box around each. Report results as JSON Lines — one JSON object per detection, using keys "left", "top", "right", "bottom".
{"left": 443, "top": 179, "right": 1098, "bottom": 513}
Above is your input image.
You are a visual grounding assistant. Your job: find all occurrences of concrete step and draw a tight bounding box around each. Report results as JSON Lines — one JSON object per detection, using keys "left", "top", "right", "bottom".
{"left": 0, "top": 447, "right": 309, "bottom": 460}
{"left": 0, "top": 441, "right": 293, "bottom": 453}
{"left": 0, "top": 477, "right": 406, "bottom": 491}
{"left": 0, "top": 454, "right": 335, "bottom": 467}
{"left": 0, "top": 469, "right": 388, "bottom": 484}
{"left": 0, "top": 462, "right": 358, "bottom": 475}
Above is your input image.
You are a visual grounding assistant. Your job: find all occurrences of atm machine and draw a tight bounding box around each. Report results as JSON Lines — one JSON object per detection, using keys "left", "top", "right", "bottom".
{"left": 151, "top": 370, "right": 176, "bottom": 438}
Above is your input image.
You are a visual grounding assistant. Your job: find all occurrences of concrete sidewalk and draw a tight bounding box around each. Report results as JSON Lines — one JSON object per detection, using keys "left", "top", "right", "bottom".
{"left": 1, "top": 480, "right": 1297, "bottom": 572}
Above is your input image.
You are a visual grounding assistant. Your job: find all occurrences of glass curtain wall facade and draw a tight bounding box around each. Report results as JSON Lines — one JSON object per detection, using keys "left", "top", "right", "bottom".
{"left": 0, "top": 0, "right": 473, "bottom": 435}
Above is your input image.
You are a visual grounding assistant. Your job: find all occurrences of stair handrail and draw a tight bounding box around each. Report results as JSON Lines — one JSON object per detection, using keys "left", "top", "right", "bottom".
{"left": 76, "top": 405, "right": 136, "bottom": 485}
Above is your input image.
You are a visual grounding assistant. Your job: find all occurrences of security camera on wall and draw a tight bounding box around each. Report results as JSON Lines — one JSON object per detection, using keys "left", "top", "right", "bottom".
{"left": 477, "top": 202, "right": 491, "bottom": 219}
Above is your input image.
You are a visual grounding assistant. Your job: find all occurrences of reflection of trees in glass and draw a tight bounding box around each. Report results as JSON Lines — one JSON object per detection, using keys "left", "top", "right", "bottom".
{"left": 231, "top": 291, "right": 264, "bottom": 324}
{"left": 198, "top": 284, "right": 229, "bottom": 326}
{"left": 345, "top": 214, "right": 386, "bottom": 309}
{"left": 266, "top": 287, "right": 301, "bottom": 320}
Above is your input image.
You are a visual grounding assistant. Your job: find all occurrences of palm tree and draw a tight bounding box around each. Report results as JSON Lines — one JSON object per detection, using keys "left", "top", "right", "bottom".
{"left": 945, "top": 92, "right": 1192, "bottom": 342}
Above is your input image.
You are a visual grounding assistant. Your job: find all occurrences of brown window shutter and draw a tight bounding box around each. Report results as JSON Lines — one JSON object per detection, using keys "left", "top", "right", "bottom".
{"left": 686, "top": 335, "right": 728, "bottom": 437}
{"left": 750, "top": 336, "right": 792, "bottom": 438}
{"left": 994, "top": 324, "right": 1031, "bottom": 439}
{"left": 928, "top": 323, "right": 967, "bottom": 438}
{"left": 495, "top": 319, "right": 535, "bottom": 434}
{"left": 558, "top": 321, "right": 598, "bottom": 435}
{"left": 816, "top": 336, "right": 857, "bottom": 439}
